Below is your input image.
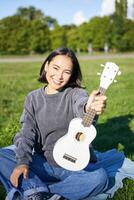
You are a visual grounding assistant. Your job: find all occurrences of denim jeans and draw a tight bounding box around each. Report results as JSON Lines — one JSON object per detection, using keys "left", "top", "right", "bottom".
{"left": 0, "top": 145, "right": 109, "bottom": 200}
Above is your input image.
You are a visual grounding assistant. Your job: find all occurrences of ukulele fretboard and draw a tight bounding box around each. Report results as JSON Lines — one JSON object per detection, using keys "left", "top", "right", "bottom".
{"left": 82, "top": 87, "right": 106, "bottom": 127}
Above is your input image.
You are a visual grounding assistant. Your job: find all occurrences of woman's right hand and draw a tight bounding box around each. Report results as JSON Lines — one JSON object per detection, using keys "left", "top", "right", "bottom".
{"left": 10, "top": 164, "right": 29, "bottom": 187}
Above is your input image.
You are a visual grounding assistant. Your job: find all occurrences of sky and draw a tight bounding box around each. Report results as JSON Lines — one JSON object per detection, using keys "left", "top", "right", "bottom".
{"left": 0, "top": 0, "right": 133, "bottom": 26}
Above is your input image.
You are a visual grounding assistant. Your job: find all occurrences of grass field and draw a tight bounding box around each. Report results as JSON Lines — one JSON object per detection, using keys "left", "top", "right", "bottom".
{"left": 0, "top": 57, "right": 134, "bottom": 199}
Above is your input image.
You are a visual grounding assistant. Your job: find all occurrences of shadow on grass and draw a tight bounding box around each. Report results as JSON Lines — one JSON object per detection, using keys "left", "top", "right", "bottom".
{"left": 94, "top": 114, "right": 134, "bottom": 159}
{"left": 0, "top": 184, "right": 6, "bottom": 200}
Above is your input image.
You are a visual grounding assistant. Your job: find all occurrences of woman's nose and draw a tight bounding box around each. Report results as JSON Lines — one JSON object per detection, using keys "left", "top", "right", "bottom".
{"left": 57, "top": 71, "right": 63, "bottom": 79}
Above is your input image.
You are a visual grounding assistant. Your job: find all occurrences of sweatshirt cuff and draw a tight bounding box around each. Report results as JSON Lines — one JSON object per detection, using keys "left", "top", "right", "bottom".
{"left": 16, "top": 157, "right": 30, "bottom": 166}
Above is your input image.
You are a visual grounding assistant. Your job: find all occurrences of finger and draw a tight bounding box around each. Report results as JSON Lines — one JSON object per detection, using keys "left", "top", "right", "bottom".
{"left": 91, "top": 101, "right": 105, "bottom": 108}
{"left": 10, "top": 172, "right": 19, "bottom": 187}
{"left": 95, "top": 106, "right": 105, "bottom": 113}
{"left": 87, "top": 91, "right": 98, "bottom": 106}
{"left": 90, "top": 90, "right": 100, "bottom": 97}
{"left": 96, "top": 111, "right": 103, "bottom": 115}
{"left": 23, "top": 168, "right": 29, "bottom": 179}
{"left": 93, "top": 100, "right": 106, "bottom": 105}
{"left": 95, "top": 96, "right": 107, "bottom": 101}
{"left": 91, "top": 106, "right": 103, "bottom": 112}
{"left": 91, "top": 102, "right": 106, "bottom": 111}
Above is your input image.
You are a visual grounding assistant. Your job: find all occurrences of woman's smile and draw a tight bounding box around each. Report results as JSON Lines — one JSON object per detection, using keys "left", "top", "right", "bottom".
{"left": 52, "top": 78, "right": 63, "bottom": 85}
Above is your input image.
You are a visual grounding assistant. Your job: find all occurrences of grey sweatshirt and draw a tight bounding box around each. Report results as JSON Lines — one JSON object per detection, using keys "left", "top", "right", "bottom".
{"left": 14, "top": 87, "right": 97, "bottom": 167}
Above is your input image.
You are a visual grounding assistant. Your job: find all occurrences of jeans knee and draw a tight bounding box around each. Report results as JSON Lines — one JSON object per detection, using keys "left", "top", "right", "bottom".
{"left": 0, "top": 148, "right": 16, "bottom": 177}
{"left": 0, "top": 149, "right": 5, "bottom": 162}
{"left": 96, "top": 168, "right": 108, "bottom": 186}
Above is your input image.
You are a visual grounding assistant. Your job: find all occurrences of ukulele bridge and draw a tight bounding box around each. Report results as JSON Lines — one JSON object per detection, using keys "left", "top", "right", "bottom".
{"left": 63, "top": 153, "right": 77, "bottom": 163}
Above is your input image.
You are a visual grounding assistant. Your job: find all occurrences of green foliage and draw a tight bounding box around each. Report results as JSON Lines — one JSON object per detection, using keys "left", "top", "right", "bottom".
{"left": 45, "top": 16, "right": 58, "bottom": 29}
{"left": 109, "top": 179, "right": 134, "bottom": 200}
{"left": 15, "top": 6, "right": 45, "bottom": 21}
{"left": 50, "top": 25, "right": 68, "bottom": 50}
{"left": 86, "top": 16, "right": 111, "bottom": 51}
{"left": 0, "top": 16, "right": 30, "bottom": 54}
{"left": 110, "top": 14, "right": 125, "bottom": 51}
{"left": 30, "top": 20, "right": 50, "bottom": 53}
{"left": 0, "top": 62, "right": 41, "bottom": 147}
{"left": 121, "top": 19, "right": 134, "bottom": 51}
{"left": 0, "top": 5, "right": 134, "bottom": 55}
{"left": 0, "top": 116, "right": 20, "bottom": 146}
{"left": 66, "top": 26, "right": 79, "bottom": 51}
{"left": 115, "top": 0, "right": 127, "bottom": 19}
{"left": 0, "top": 7, "right": 51, "bottom": 54}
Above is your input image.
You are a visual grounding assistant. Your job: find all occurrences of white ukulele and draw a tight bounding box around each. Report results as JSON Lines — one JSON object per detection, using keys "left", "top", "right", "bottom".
{"left": 53, "top": 62, "right": 121, "bottom": 171}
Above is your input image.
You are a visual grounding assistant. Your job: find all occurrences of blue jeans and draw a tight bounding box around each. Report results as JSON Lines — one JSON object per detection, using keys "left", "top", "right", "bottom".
{"left": 0, "top": 146, "right": 109, "bottom": 200}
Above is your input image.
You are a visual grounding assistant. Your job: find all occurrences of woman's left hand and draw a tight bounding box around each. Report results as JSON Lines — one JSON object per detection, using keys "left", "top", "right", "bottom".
{"left": 85, "top": 90, "right": 107, "bottom": 115}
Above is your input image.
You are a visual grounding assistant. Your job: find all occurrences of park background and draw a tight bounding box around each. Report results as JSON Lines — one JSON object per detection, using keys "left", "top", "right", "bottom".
{"left": 0, "top": 0, "right": 134, "bottom": 199}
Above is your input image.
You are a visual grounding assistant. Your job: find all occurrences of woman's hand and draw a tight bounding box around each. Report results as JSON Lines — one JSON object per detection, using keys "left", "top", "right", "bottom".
{"left": 85, "top": 90, "right": 107, "bottom": 115}
{"left": 10, "top": 164, "right": 29, "bottom": 187}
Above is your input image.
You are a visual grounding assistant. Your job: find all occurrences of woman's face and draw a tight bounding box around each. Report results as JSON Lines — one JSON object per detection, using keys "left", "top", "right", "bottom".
{"left": 45, "top": 55, "right": 73, "bottom": 94}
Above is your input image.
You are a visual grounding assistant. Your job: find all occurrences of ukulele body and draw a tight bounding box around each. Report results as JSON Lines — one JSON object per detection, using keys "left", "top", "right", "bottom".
{"left": 53, "top": 118, "right": 96, "bottom": 171}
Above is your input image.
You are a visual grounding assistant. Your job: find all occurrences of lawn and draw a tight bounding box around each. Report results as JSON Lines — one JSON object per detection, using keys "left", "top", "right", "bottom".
{"left": 0, "top": 57, "right": 134, "bottom": 199}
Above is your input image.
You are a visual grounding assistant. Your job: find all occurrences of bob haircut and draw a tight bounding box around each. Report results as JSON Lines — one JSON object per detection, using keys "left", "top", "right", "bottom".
{"left": 38, "top": 47, "right": 83, "bottom": 88}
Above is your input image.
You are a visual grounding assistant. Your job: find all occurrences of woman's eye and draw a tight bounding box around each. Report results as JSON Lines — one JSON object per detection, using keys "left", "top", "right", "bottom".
{"left": 65, "top": 71, "right": 71, "bottom": 75}
{"left": 53, "top": 67, "right": 58, "bottom": 70}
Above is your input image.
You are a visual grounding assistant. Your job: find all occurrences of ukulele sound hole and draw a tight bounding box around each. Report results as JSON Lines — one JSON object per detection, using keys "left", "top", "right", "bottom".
{"left": 75, "top": 132, "right": 85, "bottom": 141}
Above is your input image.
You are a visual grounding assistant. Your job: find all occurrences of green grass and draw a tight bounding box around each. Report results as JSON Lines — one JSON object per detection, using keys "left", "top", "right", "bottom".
{"left": 0, "top": 57, "right": 134, "bottom": 199}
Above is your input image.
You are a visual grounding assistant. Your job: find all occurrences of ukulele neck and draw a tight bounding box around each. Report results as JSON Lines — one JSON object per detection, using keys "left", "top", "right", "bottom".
{"left": 82, "top": 87, "right": 106, "bottom": 127}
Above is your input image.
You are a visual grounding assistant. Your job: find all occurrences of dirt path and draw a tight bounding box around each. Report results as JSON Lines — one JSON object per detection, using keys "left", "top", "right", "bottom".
{"left": 0, "top": 53, "right": 133, "bottom": 63}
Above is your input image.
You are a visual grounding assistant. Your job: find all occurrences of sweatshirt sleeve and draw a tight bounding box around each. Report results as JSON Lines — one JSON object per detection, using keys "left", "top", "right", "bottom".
{"left": 13, "top": 93, "right": 36, "bottom": 166}
{"left": 72, "top": 88, "right": 98, "bottom": 124}
{"left": 72, "top": 88, "right": 89, "bottom": 118}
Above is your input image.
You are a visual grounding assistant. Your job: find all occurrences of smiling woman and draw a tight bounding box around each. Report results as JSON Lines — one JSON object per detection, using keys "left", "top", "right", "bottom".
{"left": 0, "top": 47, "right": 109, "bottom": 200}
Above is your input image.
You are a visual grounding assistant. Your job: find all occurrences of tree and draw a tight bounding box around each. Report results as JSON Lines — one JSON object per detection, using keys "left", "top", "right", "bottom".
{"left": 75, "top": 17, "right": 112, "bottom": 52}
{"left": 45, "top": 16, "right": 58, "bottom": 30}
{"left": 115, "top": 0, "right": 127, "bottom": 19}
{"left": 0, "top": 16, "right": 31, "bottom": 54}
{"left": 50, "top": 25, "right": 68, "bottom": 50}
{"left": 66, "top": 25, "right": 79, "bottom": 51}
{"left": 30, "top": 20, "right": 50, "bottom": 53}
{"left": 110, "top": 0, "right": 128, "bottom": 51}
{"left": 0, "top": 4, "right": 133, "bottom": 54}
{"left": 0, "top": 15, "right": 51, "bottom": 54}
{"left": 121, "top": 19, "right": 134, "bottom": 51}
{"left": 15, "top": 6, "right": 45, "bottom": 21}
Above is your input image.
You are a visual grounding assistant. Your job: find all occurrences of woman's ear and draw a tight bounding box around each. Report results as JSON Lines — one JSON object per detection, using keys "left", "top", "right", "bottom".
{"left": 44, "top": 61, "right": 49, "bottom": 72}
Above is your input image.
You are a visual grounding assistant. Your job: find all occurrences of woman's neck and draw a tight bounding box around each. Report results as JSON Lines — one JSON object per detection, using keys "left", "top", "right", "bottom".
{"left": 45, "top": 86, "right": 59, "bottom": 94}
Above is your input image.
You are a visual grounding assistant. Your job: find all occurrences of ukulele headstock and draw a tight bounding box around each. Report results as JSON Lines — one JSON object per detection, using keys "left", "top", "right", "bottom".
{"left": 99, "top": 62, "right": 121, "bottom": 89}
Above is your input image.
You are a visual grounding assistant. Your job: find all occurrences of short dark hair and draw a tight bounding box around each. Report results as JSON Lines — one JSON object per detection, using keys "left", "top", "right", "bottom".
{"left": 38, "top": 47, "right": 83, "bottom": 88}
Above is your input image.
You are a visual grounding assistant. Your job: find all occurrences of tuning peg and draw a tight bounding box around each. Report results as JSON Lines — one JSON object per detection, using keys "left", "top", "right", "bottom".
{"left": 118, "top": 71, "right": 121, "bottom": 76}
{"left": 97, "top": 72, "right": 101, "bottom": 75}
{"left": 114, "top": 80, "right": 117, "bottom": 83}
{"left": 100, "top": 64, "right": 104, "bottom": 67}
